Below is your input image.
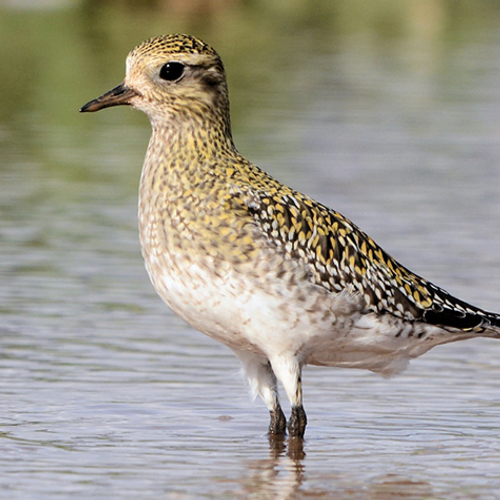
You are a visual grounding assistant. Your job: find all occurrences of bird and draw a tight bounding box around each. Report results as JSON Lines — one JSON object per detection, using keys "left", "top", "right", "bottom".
{"left": 80, "top": 33, "right": 500, "bottom": 439}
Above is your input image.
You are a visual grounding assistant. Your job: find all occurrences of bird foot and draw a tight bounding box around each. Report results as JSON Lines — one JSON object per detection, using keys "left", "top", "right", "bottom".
{"left": 268, "top": 406, "right": 287, "bottom": 435}
{"left": 287, "top": 405, "right": 307, "bottom": 438}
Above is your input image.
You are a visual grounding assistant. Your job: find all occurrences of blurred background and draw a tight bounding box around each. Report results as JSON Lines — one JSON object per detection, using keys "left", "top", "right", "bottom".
{"left": 1, "top": 0, "right": 500, "bottom": 498}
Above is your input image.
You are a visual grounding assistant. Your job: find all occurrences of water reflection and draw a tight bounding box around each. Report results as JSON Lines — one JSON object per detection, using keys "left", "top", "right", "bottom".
{"left": 238, "top": 436, "right": 435, "bottom": 499}
{"left": 237, "top": 436, "right": 305, "bottom": 499}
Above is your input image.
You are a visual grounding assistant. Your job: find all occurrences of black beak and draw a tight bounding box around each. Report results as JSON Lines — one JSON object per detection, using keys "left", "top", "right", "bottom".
{"left": 80, "top": 82, "right": 138, "bottom": 113}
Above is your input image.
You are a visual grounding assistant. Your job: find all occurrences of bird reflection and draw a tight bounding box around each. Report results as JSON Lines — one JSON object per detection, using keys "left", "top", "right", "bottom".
{"left": 235, "top": 435, "right": 433, "bottom": 499}
{"left": 268, "top": 434, "right": 306, "bottom": 461}
{"left": 233, "top": 435, "right": 305, "bottom": 499}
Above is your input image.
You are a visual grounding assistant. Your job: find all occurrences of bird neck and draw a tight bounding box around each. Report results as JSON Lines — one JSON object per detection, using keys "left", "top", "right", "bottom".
{"left": 139, "top": 118, "right": 239, "bottom": 201}
{"left": 150, "top": 115, "right": 236, "bottom": 165}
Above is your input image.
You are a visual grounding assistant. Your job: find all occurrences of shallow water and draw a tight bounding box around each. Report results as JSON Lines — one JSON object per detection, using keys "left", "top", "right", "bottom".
{"left": 2, "top": 1, "right": 500, "bottom": 498}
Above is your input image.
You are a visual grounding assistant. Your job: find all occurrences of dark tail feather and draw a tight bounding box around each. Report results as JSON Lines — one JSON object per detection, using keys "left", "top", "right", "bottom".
{"left": 422, "top": 287, "right": 500, "bottom": 336}
{"left": 423, "top": 308, "right": 500, "bottom": 333}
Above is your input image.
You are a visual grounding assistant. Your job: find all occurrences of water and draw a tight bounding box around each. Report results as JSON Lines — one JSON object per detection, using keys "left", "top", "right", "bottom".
{"left": 1, "top": 1, "right": 500, "bottom": 498}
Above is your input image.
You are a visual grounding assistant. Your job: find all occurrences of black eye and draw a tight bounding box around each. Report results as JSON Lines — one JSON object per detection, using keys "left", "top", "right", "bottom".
{"left": 159, "top": 62, "right": 185, "bottom": 81}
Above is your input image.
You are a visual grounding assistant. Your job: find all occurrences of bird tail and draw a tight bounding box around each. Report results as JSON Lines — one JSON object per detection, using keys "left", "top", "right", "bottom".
{"left": 422, "top": 286, "right": 500, "bottom": 338}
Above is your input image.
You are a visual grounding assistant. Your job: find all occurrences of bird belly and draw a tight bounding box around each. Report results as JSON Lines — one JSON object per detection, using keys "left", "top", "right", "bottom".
{"left": 144, "top": 250, "right": 444, "bottom": 376}
{"left": 144, "top": 252, "right": 314, "bottom": 356}
{"left": 302, "top": 309, "right": 448, "bottom": 376}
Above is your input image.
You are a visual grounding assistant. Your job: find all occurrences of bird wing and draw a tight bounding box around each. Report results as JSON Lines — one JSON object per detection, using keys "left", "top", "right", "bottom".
{"left": 233, "top": 183, "right": 500, "bottom": 333}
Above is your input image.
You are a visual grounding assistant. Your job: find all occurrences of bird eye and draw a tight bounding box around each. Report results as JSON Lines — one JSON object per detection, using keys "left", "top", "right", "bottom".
{"left": 159, "top": 62, "right": 185, "bottom": 81}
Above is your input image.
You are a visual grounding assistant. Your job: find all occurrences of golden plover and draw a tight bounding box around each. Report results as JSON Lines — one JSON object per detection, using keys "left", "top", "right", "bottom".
{"left": 81, "top": 34, "right": 500, "bottom": 438}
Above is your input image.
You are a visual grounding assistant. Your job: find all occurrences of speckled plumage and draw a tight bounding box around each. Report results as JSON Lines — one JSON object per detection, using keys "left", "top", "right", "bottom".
{"left": 81, "top": 34, "right": 500, "bottom": 438}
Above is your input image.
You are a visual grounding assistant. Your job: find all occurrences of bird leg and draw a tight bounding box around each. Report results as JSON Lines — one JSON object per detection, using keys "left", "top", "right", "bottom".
{"left": 232, "top": 349, "right": 287, "bottom": 433}
{"left": 270, "top": 355, "right": 307, "bottom": 438}
{"left": 269, "top": 404, "right": 287, "bottom": 435}
{"left": 288, "top": 405, "right": 307, "bottom": 438}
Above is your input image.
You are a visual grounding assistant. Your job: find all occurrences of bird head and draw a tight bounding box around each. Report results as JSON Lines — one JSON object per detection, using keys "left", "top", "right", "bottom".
{"left": 80, "top": 34, "right": 231, "bottom": 133}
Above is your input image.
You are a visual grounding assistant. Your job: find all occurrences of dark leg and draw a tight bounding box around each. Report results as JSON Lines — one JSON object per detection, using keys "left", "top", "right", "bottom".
{"left": 231, "top": 349, "right": 286, "bottom": 435}
{"left": 268, "top": 404, "right": 287, "bottom": 435}
{"left": 270, "top": 356, "right": 307, "bottom": 438}
{"left": 288, "top": 405, "right": 307, "bottom": 438}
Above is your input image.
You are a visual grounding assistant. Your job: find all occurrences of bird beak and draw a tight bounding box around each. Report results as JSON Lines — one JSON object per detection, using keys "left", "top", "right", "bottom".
{"left": 79, "top": 82, "right": 138, "bottom": 112}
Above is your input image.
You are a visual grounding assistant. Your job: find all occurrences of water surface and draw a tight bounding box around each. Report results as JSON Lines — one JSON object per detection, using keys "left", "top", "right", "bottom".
{"left": 1, "top": 1, "right": 500, "bottom": 498}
